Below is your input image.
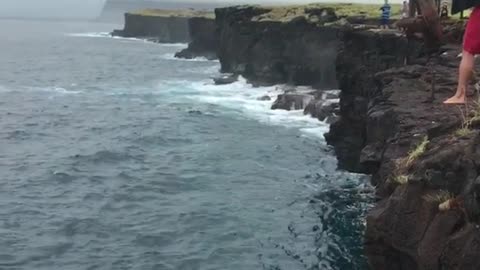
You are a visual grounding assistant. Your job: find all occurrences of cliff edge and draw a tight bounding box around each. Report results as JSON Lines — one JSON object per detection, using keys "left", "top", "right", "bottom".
{"left": 111, "top": 9, "right": 213, "bottom": 43}
{"left": 212, "top": 5, "right": 479, "bottom": 269}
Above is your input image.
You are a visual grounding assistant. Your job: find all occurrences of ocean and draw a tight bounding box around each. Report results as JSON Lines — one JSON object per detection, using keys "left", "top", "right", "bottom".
{"left": 0, "top": 19, "right": 372, "bottom": 270}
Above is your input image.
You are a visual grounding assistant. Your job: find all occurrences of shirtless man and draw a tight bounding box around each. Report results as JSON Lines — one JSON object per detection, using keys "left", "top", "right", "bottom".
{"left": 444, "top": 6, "right": 480, "bottom": 104}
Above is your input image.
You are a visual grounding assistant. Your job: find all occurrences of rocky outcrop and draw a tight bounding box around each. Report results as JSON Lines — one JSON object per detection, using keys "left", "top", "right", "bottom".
{"left": 325, "top": 23, "right": 480, "bottom": 268}
{"left": 112, "top": 12, "right": 190, "bottom": 43}
{"left": 304, "top": 90, "right": 340, "bottom": 123}
{"left": 362, "top": 54, "right": 480, "bottom": 270}
{"left": 215, "top": 6, "right": 339, "bottom": 88}
{"left": 325, "top": 29, "right": 424, "bottom": 173}
{"left": 175, "top": 17, "right": 219, "bottom": 60}
{"left": 211, "top": 5, "right": 478, "bottom": 269}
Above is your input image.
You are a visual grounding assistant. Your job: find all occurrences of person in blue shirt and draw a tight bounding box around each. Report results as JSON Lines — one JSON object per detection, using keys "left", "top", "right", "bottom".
{"left": 380, "top": 0, "right": 392, "bottom": 29}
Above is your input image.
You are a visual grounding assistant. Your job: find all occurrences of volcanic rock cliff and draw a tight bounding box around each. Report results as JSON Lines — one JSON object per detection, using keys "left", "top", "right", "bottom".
{"left": 175, "top": 17, "right": 219, "bottom": 60}
{"left": 215, "top": 6, "right": 338, "bottom": 88}
{"left": 330, "top": 28, "right": 480, "bottom": 270}
{"left": 111, "top": 10, "right": 214, "bottom": 43}
{"left": 212, "top": 5, "right": 480, "bottom": 270}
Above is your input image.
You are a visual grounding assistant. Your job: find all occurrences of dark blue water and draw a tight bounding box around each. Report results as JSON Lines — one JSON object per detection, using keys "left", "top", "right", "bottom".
{"left": 0, "top": 19, "right": 372, "bottom": 270}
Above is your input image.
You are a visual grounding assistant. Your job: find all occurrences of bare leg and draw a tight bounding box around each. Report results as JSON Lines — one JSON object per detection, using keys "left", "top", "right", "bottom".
{"left": 444, "top": 50, "right": 475, "bottom": 104}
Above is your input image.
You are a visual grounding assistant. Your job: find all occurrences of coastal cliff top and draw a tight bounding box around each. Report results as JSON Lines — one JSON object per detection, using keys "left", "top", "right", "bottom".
{"left": 129, "top": 9, "right": 214, "bottom": 18}
{"left": 250, "top": 3, "right": 402, "bottom": 22}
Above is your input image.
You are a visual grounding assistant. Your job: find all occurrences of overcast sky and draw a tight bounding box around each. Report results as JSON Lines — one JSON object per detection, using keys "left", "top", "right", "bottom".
{"left": 159, "top": 0, "right": 393, "bottom": 3}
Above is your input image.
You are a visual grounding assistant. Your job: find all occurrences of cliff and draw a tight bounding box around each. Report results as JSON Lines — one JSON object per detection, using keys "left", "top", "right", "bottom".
{"left": 215, "top": 5, "right": 338, "bottom": 88}
{"left": 211, "top": 5, "right": 479, "bottom": 269}
{"left": 327, "top": 26, "right": 480, "bottom": 269}
{"left": 111, "top": 9, "right": 213, "bottom": 43}
{"left": 175, "top": 17, "right": 219, "bottom": 60}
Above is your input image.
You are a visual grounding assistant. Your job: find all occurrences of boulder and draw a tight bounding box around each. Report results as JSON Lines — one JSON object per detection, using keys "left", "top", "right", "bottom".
{"left": 213, "top": 74, "right": 238, "bottom": 85}
{"left": 304, "top": 99, "right": 339, "bottom": 121}
{"left": 257, "top": 95, "right": 271, "bottom": 101}
{"left": 271, "top": 93, "right": 314, "bottom": 110}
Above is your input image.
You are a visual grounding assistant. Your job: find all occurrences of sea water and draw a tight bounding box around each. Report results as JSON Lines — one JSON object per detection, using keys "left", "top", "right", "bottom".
{"left": 0, "top": 19, "right": 372, "bottom": 270}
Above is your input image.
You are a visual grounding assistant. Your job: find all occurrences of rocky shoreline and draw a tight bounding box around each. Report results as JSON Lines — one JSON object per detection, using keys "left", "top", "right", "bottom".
{"left": 113, "top": 5, "right": 480, "bottom": 269}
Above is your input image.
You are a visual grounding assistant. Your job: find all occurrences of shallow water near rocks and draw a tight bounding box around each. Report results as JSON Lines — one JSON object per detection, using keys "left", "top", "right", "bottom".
{"left": 0, "top": 19, "right": 372, "bottom": 270}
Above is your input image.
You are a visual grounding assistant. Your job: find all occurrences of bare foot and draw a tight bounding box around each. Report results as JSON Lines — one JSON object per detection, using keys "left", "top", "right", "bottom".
{"left": 443, "top": 95, "right": 466, "bottom": 104}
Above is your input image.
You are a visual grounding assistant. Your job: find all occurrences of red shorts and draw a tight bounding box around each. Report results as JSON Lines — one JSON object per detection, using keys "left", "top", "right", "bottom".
{"left": 464, "top": 7, "right": 480, "bottom": 55}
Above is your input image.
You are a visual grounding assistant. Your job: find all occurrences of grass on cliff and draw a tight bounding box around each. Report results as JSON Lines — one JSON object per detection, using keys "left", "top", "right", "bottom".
{"left": 455, "top": 83, "right": 480, "bottom": 138}
{"left": 392, "top": 174, "right": 410, "bottom": 185}
{"left": 390, "top": 136, "right": 429, "bottom": 185}
{"left": 328, "top": 3, "right": 402, "bottom": 19}
{"left": 406, "top": 136, "right": 430, "bottom": 167}
{"left": 255, "top": 3, "right": 402, "bottom": 21}
{"left": 131, "top": 9, "right": 214, "bottom": 18}
{"left": 423, "top": 190, "right": 455, "bottom": 203}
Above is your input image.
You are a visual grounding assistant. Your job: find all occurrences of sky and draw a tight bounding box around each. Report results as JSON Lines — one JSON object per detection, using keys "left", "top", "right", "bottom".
{"left": 0, "top": 0, "right": 108, "bottom": 19}
{"left": 158, "top": 0, "right": 397, "bottom": 3}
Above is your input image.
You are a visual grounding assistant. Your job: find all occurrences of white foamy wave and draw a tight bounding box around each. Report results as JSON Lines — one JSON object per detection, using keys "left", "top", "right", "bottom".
{"left": 164, "top": 76, "right": 332, "bottom": 139}
{"left": 67, "top": 32, "right": 145, "bottom": 42}
{"left": 0, "top": 85, "right": 81, "bottom": 95}
{"left": 159, "top": 43, "right": 189, "bottom": 48}
{"left": 159, "top": 53, "right": 219, "bottom": 63}
{"left": 34, "top": 86, "right": 82, "bottom": 95}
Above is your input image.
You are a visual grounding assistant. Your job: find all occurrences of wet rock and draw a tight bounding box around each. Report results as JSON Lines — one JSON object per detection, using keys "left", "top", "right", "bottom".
{"left": 213, "top": 74, "right": 238, "bottom": 85}
{"left": 304, "top": 99, "right": 339, "bottom": 121}
{"left": 257, "top": 95, "right": 271, "bottom": 101}
{"left": 271, "top": 93, "right": 314, "bottom": 111}
{"left": 111, "top": 29, "right": 123, "bottom": 36}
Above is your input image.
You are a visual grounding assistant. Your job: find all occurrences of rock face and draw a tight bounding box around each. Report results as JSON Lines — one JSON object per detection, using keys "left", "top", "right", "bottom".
{"left": 215, "top": 6, "right": 338, "bottom": 88}
{"left": 175, "top": 17, "right": 219, "bottom": 60}
{"left": 212, "top": 5, "right": 478, "bottom": 270}
{"left": 112, "top": 13, "right": 190, "bottom": 43}
{"left": 271, "top": 92, "right": 315, "bottom": 110}
{"left": 327, "top": 25, "right": 480, "bottom": 269}
{"left": 325, "top": 29, "right": 424, "bottom": 173}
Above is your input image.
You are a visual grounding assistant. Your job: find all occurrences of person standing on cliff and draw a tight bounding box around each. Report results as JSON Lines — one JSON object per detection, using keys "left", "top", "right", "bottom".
{"left": 401, "top": 1, "right": 410, "bottom": 18}
{"left": 380, "top": 0, "right": 392, "bottom": 29}
{"left": 444, "top": 6, "right": 480, "bottom": 104}
{"left": 440, "top": 1, "right": 449, "bottom": 18}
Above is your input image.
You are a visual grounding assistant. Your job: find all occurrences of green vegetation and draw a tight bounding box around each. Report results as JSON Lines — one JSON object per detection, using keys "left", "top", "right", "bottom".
{"left": 254, "top": 3, "right": 402, "bottom": 22}
{"left": 328, "top": 3, "right": 402, "bottom": 19}
{"left": 131, "top": 9, "right": 214, "bottom": 18}
{"left": 129, "top": 4, "right": 472, "bottom": 22}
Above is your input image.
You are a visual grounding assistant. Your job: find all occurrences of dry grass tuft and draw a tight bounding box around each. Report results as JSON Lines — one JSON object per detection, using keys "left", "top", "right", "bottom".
{"left": 392, "top": 174, "right": 409, "bottom": 185}
{"left": 423, "top": 190, "right": 455, "bottom": 203}
{"left": 405, "top": 136, "right": 429, "bottom": 167}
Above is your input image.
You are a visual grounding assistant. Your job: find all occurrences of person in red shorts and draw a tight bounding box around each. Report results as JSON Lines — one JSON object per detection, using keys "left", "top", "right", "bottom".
{"left": 444, "top": 6, "right": 480, "bottom": 104}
